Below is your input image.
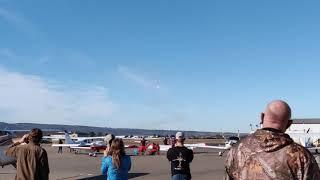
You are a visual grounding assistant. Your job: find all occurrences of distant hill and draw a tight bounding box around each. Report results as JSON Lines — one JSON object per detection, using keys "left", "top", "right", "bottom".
{"left": 0, "top": 122, "right": 240, "bottom": 138}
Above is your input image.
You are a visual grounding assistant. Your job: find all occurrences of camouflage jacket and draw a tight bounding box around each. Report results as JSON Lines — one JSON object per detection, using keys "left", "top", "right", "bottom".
{"left": 225, "top": 129, "right": 320, "bottom": 180}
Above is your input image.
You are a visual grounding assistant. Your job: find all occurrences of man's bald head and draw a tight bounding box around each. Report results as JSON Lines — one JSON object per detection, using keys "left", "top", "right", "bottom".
{"left": 261, "top": 100, "right": 292, "bottom": 132}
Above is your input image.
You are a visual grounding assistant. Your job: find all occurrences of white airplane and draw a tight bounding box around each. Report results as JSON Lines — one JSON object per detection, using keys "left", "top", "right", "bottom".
{"left": 158, "top": 143, "right": 201, "bottom": 151}
{"left": 51, "top": 132, "right": 106, "bottom": 148}
{"left": 45, "top": 131, "right": 104, "bottom": 143}
{"left": 46, "top": 131, "right": 162, "bottom": 144}
{"left": 69, "top": 144, "right": 139, "bottom": 157}
{"left": 52, "top": 131, "right": 241, "bottom": 156}
{"left": 196, "top": 135, "right": 239, "bottom": 156}
{"left": 51, "top": 132, "right": 139, "bottom": 148}
{"left": 53, "top": 132, "right": 141, "bottom": 156}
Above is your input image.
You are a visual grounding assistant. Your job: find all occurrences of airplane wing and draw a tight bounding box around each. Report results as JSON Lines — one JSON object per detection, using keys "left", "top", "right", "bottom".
{"left": 158, "top": 145, "right": 196, "bottom": 152}
{"left": 57, "top": 144, "right": 138, "bottom": 150}
{"left": 68, "top": 145, "right": 138, "bottom": 153}
{"left": 192, "top": 144, "right": 228, "bottom": 150}
{"left": 186, "top": 143, "right": 228, "bottom": 150}
{"left": 159, "top": 145, "right": 171, "bottom": 151}
{"left": 69, "top": 146, "right": 92, "bottom": 150}
{"left": 52, "top": 144, "right": 80, "bottom": 147}
{"left": 77, "top": 137, "right": 105, "bottom": 140}
{"left": 184, "top": 143, "right": 206, "bottom": 147}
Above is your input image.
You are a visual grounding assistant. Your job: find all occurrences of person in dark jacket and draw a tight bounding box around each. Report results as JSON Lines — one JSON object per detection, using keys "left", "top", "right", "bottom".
{"left": 58, "top": 139, "right": 63, "bottom": 154}
{"left": 167, "top": 132, "right": 193, "bottom": 180}
{"left": 6, "top": 128, "right": 49, "bottom": 180}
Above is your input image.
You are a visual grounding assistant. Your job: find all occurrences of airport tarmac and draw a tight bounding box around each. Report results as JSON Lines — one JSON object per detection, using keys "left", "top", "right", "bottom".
{"left": 2, "top": 144, "right": 320, "bottom": 180}
{"left": 0, "top": 144, "right": 226, "bottom": 180}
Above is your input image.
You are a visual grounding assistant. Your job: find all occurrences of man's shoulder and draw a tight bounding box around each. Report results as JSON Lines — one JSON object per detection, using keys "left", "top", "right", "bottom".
{"left": 227, "top": 133, "right": 259, "bottom": 157}
{"left": 174, "top": 146, "right": 193, "bottom": 154}
{"left": 232, "top": 134, "right": 254, "bottom": 148}
{"left": 27, "top": 144, "right": 47, "bottom": 153}
{"left": 186, "top": 148, "right": 193, "bottom": 154}
{"left": 285, "top": 142, "right": 318, "bottom": 169}
{"left": 286, "top": 142, "right": 312, "bottom": 157}
{"left": 172, "top": 146, "right": 190, "bottom": 150}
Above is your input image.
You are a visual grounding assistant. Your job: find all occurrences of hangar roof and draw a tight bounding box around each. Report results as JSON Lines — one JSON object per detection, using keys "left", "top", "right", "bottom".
{"left": 292, "top": 118, "right": 320, "bottom": 124}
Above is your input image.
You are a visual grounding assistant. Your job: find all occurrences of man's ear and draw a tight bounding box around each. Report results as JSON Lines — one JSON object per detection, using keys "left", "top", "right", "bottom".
{"left": 286, "top": 119, "right": 293, "bottom": 129}
{"left": 260, "top": 113, "right": 264, "bottom": 124}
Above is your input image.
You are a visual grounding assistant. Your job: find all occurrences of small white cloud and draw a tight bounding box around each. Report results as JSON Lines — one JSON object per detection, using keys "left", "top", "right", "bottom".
{"left": 118, "top": 65, "right": 162, "bottom": 90}
{"left": 0, "top": 66, "right": 115, "bottom": 126}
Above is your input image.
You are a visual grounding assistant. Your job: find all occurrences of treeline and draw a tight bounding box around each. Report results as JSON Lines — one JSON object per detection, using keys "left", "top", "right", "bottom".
{"left": 0, "top": 122, "right": 236, "bottom": 137}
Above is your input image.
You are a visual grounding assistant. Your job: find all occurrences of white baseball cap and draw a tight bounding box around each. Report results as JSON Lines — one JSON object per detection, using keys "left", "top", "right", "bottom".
{"left": 175, "top": 132, "right": 185, "bottom": 139}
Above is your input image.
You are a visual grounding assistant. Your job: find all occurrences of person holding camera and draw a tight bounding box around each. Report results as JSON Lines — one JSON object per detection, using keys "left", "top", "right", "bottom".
{"left": 167, "top": 132, "right": 193, "bottom": 180}
{"left": 5, "top": 128, "right": 50, "bottom": 180}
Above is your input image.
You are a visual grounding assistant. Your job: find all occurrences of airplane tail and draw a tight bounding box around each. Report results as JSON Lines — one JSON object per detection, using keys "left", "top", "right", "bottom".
{"left": 64, "top": 132, "right": 74, "bottom": 144}
{"left": 300, "top": 137, "right": 307, "bottom": 147}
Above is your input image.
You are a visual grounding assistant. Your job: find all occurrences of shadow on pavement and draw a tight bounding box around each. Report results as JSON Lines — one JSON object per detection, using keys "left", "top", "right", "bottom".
{"left": 77, "top": 173, "right": 149, "bottom": 180}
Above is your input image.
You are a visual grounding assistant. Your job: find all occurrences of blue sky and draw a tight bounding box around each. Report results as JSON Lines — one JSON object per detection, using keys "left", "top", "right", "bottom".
{"left": 0, "top": 1, "right": 320, "bottom": 132}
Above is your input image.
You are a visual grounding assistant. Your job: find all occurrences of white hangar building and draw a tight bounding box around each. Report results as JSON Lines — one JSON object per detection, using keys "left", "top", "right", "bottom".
{"left": 288, "top": 119, "right": 320, "bottom": 133}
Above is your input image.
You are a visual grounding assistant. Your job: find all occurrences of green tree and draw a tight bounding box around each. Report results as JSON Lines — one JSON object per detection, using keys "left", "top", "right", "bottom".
{"left": 89, "top": 131, "right": 96, "bottom": 137}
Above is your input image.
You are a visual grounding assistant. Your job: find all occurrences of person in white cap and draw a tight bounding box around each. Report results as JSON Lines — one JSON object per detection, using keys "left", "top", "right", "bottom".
{"left": 167, "top": 132, "right": 193, "bottom": 180}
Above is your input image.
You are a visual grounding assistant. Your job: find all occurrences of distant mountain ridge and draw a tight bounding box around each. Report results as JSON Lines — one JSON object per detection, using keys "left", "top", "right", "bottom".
{"left": 0, "top": 122, "right": 228, "bottom": 137}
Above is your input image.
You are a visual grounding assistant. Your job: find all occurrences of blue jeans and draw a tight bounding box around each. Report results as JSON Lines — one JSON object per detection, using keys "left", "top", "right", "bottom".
{"left": 171, "top": 174, "right": 191, "bottom": 180}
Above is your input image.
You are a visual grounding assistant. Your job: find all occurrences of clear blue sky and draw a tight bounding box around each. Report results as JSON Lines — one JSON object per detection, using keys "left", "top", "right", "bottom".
{"left": 1, "top": 1, "right": 320, "bottom": 132}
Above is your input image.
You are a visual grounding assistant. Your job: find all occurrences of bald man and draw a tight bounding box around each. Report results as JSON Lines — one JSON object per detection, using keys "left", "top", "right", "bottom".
{"left": 225, "top": 100, "right": 320, "bottom": 180}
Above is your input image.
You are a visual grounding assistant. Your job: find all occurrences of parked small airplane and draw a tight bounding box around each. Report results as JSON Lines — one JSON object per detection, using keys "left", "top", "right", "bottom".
{"left": 51, "top": 131, "right": 106, "bottom": 147}
{"left": 46, "top": 131, "right": 162, "bottom": 144}
{"left": 52, "top": 132, "right": 140, "bottom": 156}
{"left": 192, "top": 136, "right": 239, "bottom": 156}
